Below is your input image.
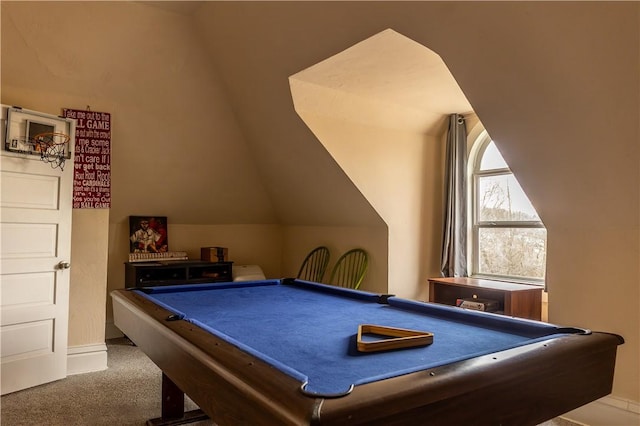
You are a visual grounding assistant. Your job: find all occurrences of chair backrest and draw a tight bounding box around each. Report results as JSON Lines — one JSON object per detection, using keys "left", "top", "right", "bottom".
{"left": 296, "top": 246, "right": 330, "bottom": 283}
{"left": 328, "top": 248, "right": 368, "bottom": 289}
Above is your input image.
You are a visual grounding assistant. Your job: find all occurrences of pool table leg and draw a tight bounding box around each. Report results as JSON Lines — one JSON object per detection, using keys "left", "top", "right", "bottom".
{"left": 146, "top": 373, "right": 210, "bottom": 426}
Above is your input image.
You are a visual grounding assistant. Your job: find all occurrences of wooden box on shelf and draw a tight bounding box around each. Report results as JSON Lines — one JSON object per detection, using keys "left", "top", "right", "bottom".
{"left": 201, "top": 247, "right": 229, "bottom": 262}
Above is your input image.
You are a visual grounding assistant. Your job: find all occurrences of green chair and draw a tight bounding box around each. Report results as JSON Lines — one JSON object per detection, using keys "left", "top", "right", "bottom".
{"left": 328, "top": 248, "right": 368, "bottom": 289}
{"left": 296, "top": 246, "right": 330, "bottom": 283}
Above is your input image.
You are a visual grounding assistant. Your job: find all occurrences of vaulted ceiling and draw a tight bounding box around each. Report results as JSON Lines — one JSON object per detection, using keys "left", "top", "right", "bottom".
{"left": 177, "top": 1, "right": 474, "bottom": 226}
{"left": 5, "top": 1, "right": 633, "bottom": 230}
{"left": 290, "top": 28, "right": 472, "bottom": 135}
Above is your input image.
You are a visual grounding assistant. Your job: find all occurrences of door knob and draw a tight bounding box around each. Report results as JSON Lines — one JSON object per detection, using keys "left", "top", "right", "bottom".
{"left": 57, "top": 261, "right": 71, "bottom": 270}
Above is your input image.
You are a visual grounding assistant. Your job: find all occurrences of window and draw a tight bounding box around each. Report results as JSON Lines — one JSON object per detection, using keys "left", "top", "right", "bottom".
{"left": 470, "top": 132, "right": 546, "bottom": 284}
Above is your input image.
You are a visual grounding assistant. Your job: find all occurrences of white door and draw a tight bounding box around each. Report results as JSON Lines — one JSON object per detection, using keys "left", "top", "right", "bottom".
{"left": 0, "top": 105, "right": 74, "bottom": 395}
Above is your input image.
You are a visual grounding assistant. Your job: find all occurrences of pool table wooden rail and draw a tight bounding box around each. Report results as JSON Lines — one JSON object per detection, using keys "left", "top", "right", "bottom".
{"left": 112, "top": 288, "right": 623, "bottom": 426}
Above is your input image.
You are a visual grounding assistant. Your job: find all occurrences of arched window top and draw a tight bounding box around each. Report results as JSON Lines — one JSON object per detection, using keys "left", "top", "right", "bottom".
{"left": 473, "top": 139, "right": 541, "bottom": 223}
{"left": 479, "top": 141, "right": 508, "bottom": 171}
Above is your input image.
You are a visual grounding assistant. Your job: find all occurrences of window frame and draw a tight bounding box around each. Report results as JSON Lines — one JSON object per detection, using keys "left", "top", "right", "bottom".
{"left": 469, "top": 131, "right": 546, "bottom": 286}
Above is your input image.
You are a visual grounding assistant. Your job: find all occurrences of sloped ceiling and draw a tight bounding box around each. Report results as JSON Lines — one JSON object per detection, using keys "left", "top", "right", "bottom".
{"left": 9, "top": 1, "right": 632, "bottom": 229}
{"left": 1, "top": 1, "right": 280, "bottom": 226}
{"left": 290, "top": 29, "right": 472, "bottom": 135}
{"left": 189, "top": 1, "right": 475, "bottom": 226}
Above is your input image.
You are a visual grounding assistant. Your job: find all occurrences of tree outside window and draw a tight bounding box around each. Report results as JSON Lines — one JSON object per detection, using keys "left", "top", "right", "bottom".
{"left": 471, "top": 134, "right": 546, "bottom": 284}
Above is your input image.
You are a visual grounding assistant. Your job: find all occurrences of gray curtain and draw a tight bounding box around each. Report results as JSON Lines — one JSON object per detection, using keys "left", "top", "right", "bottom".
{"left": 440, "top": 114, "right": 468, "bottom": 277}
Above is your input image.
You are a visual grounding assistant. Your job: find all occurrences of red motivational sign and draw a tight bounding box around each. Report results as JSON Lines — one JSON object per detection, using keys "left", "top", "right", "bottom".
{"left": 63, "top": 108, "right": 111, "bottom": 208}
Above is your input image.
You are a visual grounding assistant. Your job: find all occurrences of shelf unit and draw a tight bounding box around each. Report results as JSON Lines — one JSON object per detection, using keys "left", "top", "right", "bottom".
{"left": 428, "top": 277, "right": 543, "bottom": 320}
{"left": 125, "top": 260, "right": 233, "bottom": 288}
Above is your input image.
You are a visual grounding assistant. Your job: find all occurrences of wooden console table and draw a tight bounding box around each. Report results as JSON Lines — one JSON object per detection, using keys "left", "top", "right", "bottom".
{"left": 428, "top": 277, "right": 543, "bottom": 320}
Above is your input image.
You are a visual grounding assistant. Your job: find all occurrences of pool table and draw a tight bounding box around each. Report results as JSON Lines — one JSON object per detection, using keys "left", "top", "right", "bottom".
{"left": 111, "top": 279, "right": 623, "bottom": 426}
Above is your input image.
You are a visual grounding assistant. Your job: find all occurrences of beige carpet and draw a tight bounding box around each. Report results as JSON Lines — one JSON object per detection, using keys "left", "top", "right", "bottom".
{"left": 0, "top": 338, "right": 580, "bottom": 425}
{"left": 1, "top": 339, "right": 209, "bottom": 426}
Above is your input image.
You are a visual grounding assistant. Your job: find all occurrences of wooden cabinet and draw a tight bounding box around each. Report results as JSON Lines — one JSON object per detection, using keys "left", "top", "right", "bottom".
{"left": 125, "top": 260, "right": 233, "bottom": 288}
{"left": 428, "top": 277, "right": 543, "bottom": 320}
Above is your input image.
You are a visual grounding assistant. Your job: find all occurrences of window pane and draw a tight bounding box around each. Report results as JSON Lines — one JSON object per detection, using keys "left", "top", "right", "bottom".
{"left": 478, "top": 228, "right": 547, "bottom": 280}
{"left": 480, "top": 141, "right": 508, "bottom": 170}
{"left": 478, "top": 175, "right": 540, "bottom": 221}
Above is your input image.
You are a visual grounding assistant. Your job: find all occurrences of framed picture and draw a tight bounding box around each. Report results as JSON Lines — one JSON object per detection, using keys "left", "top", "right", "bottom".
{"left": 129, "top": 216, "right": 168, "bottom": 253}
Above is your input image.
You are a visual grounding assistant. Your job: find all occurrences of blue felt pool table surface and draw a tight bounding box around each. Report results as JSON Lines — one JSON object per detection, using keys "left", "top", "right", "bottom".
{"left": 135, "top": 279, "right": 574, "bottom": 397}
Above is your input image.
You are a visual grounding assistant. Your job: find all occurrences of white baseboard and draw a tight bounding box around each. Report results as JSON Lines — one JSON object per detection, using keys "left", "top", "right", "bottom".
{"left": 562, "top": 395, "right": 640, "bottom": 426}
{"left": 67, "top": 343, "right": 108, "bottom": 375}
